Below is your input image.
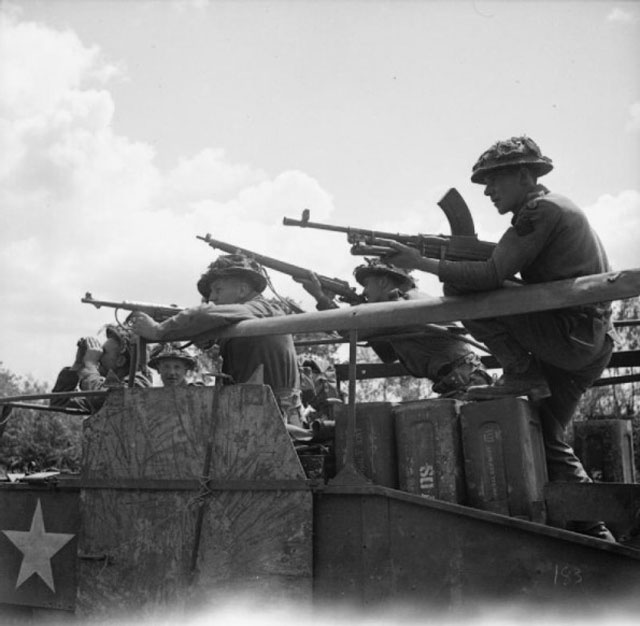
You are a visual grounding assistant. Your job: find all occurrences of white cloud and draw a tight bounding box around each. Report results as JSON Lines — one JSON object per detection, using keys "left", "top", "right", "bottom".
{"left": 625, "top": 101, "right": 640, "bottom": 133}
{"left": 0, "top": 11, "right": 340, "bottom": 384}
{"left": 606, "top": 7, "right": 638, "bottom": 24}
{"left": 163, "top": 148, "right": 267, "bottom": 205}
{"left": 0, "top": 12, "right": 121, "bottom": 118}
{"left": 167, "top": 0, "right": 211, "bottom": 14}
{"left": 584, "top": 190, "right": 640, "bottom": 271}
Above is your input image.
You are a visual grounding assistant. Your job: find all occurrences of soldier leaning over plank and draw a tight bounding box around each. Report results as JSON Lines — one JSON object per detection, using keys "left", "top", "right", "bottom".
{"left": 380, "top": 136, "right": 618, "bottom": 542}
{"left": 130, "top": 254, "right": 303, "bottom": 427}
{"left": 297, "top": 259, "right": 492, "bottom": 398}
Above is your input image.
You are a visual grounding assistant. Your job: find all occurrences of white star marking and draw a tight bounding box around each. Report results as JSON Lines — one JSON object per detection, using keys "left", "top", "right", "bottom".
{"left": 2, "top": 498, "right": 75, "bottom": 592}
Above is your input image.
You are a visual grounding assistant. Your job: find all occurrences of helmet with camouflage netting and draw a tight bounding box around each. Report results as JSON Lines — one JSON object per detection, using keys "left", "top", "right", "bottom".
{"left": 471, "top": 135, "right": 553, "bottom": 184}
{"left": 353, "top": 258, "right": 415, "bottom": 290}
{"left": 148, "top": 343, "right": 197, "bottom": 371}
{"left": 197, "top": 254, "right": 267, "bottom": 298}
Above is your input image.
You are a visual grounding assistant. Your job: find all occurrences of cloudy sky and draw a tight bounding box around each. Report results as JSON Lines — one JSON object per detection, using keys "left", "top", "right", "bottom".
{"left": 1, "top": 0, "right": 639, "bottom": 385}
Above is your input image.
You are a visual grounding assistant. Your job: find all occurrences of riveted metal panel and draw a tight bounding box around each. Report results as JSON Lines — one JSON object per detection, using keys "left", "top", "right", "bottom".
{"left": 313, "top": 485, "right": 640, "bottom": 612}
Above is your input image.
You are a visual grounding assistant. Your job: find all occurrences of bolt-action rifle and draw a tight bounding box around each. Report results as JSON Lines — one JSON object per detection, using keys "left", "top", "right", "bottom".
{"left": 81, "top": 293, "right": 184, "bottom": 322}
{"left": 282, "top": 187, "right": 496, "bottom": 262}
{"left": 197, "top": 234, "right": 364, "bottom": 304}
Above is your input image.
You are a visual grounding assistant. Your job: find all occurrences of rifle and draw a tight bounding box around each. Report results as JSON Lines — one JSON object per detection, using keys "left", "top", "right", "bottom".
{"left": 197, "top": 234, "right": 364, "bottom": 305}
{"left": 81, "top": 293, "right": 184, "bottom": 322}
{"left": 282, "top": 188, "right": 496, "bottom": 262}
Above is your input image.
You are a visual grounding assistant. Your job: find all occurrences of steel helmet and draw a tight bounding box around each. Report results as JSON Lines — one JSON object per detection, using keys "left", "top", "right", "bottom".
{"left": 471, "top": 136, "right": 553, "bottom": 184}
{"left": 353, "top": 259, "right": 415, "bottom": 290}
{"left": 196, "top": 254, "right": 267, "bottom": 298}
{"left": 148, "top": 343, "right": 197, "bottom": 371}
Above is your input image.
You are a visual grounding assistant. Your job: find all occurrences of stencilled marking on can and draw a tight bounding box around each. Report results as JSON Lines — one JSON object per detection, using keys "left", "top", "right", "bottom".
{"left": 480, "top": 423, "right": 507, "bottom": 505}
{"left": 419, "top": 463, "right": 435, "bottom": 498}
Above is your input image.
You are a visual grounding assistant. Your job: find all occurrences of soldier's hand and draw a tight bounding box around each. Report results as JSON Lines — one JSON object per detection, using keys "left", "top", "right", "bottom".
{"left": 72, "top": 338, "right": 88, "bottom": 370}
{"left": 129, "top": 312, "right": 162, "bottom": 340}
{"left": 294, "top": 271, "right": 334, "bottom": 302}
{"left": 375, "top": 239, "right": 424, "bottom": 270}
{"left": 82, "top": 336, "right": 103, "bottom": 366}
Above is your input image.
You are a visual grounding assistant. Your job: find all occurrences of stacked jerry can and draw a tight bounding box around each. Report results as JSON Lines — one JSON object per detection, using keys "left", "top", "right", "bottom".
{"left": 460, "top": 397, "right": 548, "bottom": 523}
{"left": 573, "top": 418, "right": 636, "bottom": 482}
{"left": 334, "top": 402, "right": 398, "bottom": 488}
{"left": 394, "top": 399, "right": 466, "bottom": 503}
{"left": 335, "top": 397, "right": 549, "bottom": 523}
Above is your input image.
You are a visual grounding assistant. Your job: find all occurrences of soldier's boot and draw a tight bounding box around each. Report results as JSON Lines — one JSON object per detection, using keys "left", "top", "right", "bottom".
{"left": 567, "top": 520, "right": 616, "bottom": 543}
{"left": 432, "top": 355, "right": 493, "bottom": 399}
{"left": 466, "top": 360, "right": 551, "bottom": 402}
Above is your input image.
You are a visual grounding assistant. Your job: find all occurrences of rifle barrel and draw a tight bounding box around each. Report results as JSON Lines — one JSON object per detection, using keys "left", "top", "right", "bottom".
{"left": 2, "top": 402, "right": 89, "bottom": 415}
{"left": 81, "top": 293, "right": 183, "bottom": 320}
{"left": 282, "top": 213, "right": 407, "bottom": 241}
{"left": 198, "top": 234, "right": 363, "bottom": 304}
{"left": 0, "top": 390, "right": 108, "bottom": 404}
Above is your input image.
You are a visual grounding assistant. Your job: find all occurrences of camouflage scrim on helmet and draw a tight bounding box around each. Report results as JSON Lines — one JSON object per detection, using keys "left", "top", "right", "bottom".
{"left": 353, "top": 258, "right": 415, "bottom": 290}
{"left": 471, "top": 135, "right": 553, "bottom": 184}
{"left": 148, "top": 342, "right": 197, "bottom": 371}
{"left": 196, "top": 253, "right": 267, "bottom": 298}
{"left": 105, "top": 324, "right": 134, "bottom": 356}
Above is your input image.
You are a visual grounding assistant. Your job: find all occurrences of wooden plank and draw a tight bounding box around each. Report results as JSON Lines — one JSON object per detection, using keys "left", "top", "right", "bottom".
{"left": 77, "top": 386, "right": 312, "bottom": 617}
{"left": 210, "top": 270, "right": 640, "bottom": 338}
{"left": 82, "top": 386, "right": 213, "bottom": 479}
{"left": 334, "top": 350, "right": 640, "bottom": 385}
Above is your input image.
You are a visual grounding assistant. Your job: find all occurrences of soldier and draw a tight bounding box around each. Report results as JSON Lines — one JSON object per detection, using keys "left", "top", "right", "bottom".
{"left": 51, "top": 325, "right": 152, "bottom": 412}
{"left": 297, "top": 259, "right": 491, "bottom": 398}
{"left": 148, "top": 343, "right": 197, "bottom": 387}
{"left": 379, "top": 136, "right": 616, "bottom": 541}
{"left": 130, "top": 254, "right": 303, "bottom": 426}
{"left": 298, "top": 353, "right": 343, "bottom": 424}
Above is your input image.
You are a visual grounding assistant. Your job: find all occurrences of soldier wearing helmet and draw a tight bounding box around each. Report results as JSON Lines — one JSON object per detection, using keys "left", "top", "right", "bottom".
{"left": 51, "top": 324, "right": 152, "bottom": 412}
{"left": 130, "top": 254, "right": 302, "bottom": 426}
{"left": 379, "top": 135, "right": 616, "bottom": 541}
{"left": 297, "top": 258, "right": 491, "bottom": 398}
{"left": 148, "top": 343, "right": 197, "bottom": 387}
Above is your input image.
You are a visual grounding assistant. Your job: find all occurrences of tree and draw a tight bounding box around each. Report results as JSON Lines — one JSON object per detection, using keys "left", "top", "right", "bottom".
{"left": 575, "top": 297, "right": 640, "bottom": 474}
{"left": 344, "top": 346, "right": 432, "bottom": 404}
{"left": 0, "top": 363, "right": 82, "bottom": 474}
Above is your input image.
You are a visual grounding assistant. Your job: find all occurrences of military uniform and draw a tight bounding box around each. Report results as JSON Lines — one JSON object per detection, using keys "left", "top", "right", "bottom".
{"left": 51, "top": 326, "right": 152, "bottom": 412}
{"left": 315, "top": 259, "right": 490, "bottom": 396}
{"left": 441, "top": 137, "right": 615, "bottom": 486}
{"left": 150, "top": 255, "right": 303, "bottom": 426}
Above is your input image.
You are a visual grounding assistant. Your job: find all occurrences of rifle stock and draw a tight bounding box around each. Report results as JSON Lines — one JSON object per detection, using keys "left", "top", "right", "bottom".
{"left": 197, "top": 234, "right": 364, "bottom": 304}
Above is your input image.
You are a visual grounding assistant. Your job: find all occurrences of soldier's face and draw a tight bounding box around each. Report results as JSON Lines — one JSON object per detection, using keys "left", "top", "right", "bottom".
{"left": 362, "top": 276, "right": 392, "bottom": 303}
{"left": 208, "top": 278, "right": 248, "bottom": 304}
{"left": 483, "top": 169, "right": 528, "bottom": 214}
{"left": 99, "top": 338, "right": 122, "bottom": 375}
{"left": 157, "top": 359, "right": 189, "bottom": 387}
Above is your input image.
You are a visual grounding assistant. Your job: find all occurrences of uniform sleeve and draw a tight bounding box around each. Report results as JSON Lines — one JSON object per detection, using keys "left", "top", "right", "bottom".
{"left": 78, "top": 364, "right": 105, "bottom": 391}
{"left": 438, "top": 200, "right": 562, "bottom": 291}
{"left": 155, "top": 303, "right": 258, "bottom": 341}
{"left": 367, "top": 340, "right": 399, "bottom": 364}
